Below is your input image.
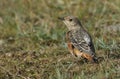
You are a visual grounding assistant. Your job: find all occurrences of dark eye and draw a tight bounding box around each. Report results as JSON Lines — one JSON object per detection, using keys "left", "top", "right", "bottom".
{"left": 69, "top": 19, "right": 72, "bottom": 21}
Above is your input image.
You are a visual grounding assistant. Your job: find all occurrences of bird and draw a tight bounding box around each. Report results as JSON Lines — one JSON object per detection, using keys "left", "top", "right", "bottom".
{"left": 58, "top": 15, "right": 98, "bottom": 63}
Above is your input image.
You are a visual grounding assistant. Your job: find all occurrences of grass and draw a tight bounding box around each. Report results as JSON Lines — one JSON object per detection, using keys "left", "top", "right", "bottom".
{"left": 0, "top": 0, "right": 120, "bottom": 79}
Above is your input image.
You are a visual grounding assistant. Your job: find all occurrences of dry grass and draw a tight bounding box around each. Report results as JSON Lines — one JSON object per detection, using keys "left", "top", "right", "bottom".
{"left": 0, "top": 0, "right": 120, "bottom": 79}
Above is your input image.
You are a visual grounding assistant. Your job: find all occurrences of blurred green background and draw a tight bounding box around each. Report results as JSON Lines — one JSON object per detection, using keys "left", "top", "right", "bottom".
{"left": 0, "top": 0, "right": 119, "bottom": 79}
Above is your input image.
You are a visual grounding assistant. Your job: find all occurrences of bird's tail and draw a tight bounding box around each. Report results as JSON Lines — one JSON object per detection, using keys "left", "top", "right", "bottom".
{"left": 92, "top": 57, "right": 99, "bottom": 63}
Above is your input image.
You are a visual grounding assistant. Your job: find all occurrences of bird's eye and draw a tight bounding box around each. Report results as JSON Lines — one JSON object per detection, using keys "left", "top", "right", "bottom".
{"left": 69, "top": 19, "right": 72, "bottom": 21}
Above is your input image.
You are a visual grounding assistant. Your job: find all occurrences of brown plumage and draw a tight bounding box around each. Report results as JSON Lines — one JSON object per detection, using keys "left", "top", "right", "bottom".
{"left": 58, "top": 15, "right": 98, "bottom": 63}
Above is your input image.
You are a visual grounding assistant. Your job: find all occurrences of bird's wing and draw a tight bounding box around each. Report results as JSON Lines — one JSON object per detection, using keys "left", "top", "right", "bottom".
{"left": 68, "top": 30, "right": 95, "bottom": 56}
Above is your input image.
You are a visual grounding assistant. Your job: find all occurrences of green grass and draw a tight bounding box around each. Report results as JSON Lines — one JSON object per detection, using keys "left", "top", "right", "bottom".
{"left": 0, "top": 0, "right": 120, "bottom": 79}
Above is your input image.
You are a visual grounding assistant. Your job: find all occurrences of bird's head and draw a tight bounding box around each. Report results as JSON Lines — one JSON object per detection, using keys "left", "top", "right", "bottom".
{"left": 58, "top": 15, "right": 82, "bottom": 30}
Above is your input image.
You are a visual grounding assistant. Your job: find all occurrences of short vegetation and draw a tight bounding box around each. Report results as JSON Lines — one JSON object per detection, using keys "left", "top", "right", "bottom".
{"left": 0, "top": 0, "right": 119, "bottom": 79}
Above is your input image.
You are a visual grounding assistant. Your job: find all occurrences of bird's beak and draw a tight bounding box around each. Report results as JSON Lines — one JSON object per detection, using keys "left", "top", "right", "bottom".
{"left": 58, "top": 17, "right": 65, "bottom": 21}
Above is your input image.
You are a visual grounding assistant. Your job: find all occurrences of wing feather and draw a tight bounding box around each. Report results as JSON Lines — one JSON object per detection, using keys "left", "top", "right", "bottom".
{"left": 68, "top": 30, "right": 95, "bottom": 56}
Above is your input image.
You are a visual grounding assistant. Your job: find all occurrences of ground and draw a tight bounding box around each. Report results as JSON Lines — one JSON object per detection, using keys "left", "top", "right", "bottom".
{"left": 0, "top": 0, "right": 120, "bottom": 79}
